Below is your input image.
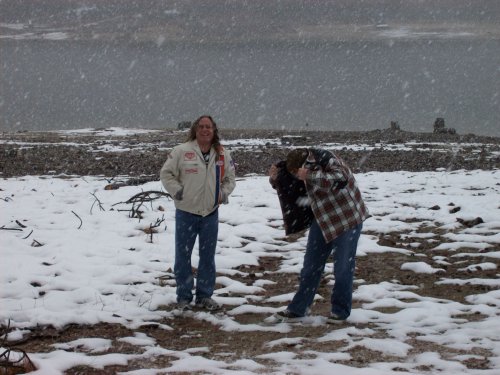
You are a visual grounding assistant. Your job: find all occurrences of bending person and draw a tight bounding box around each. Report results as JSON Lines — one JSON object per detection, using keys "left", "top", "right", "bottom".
{"left": 269, "top": 148, "right": 368, "bottom": 323}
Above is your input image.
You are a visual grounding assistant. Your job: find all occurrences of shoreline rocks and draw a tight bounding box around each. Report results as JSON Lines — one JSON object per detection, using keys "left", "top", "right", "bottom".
{"left": 1, "top": 129, "right": 499, "bottom": 178}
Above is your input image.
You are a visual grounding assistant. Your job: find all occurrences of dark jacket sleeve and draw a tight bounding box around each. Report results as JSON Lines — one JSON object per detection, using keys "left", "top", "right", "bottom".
{"left": 271, "top": 160, "right": 314, "bottom": 235}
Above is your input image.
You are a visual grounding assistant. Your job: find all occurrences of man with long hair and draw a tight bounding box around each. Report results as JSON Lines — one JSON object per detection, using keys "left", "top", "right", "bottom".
{"left": 161, "top": 115, "right": 236, "bottom": 311}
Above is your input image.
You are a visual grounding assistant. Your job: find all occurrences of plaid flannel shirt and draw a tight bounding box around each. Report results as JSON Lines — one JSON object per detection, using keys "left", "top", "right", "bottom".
{"left": 304, "top": 149, "right": 369, "bottom": 242}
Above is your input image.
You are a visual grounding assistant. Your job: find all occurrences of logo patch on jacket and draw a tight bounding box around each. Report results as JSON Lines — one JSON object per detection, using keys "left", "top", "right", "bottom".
{"left": 184, "top": 152, "right": 196, "bottom": 161}
{"left": 185, "top": 168, "right": 198, "bottom": 174}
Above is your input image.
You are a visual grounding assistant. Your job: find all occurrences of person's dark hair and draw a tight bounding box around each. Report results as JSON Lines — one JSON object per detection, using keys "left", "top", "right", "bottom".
{"left": 286, "top": 148, "right": 308, "bottom": 174}
{"left": 188, "top": 115, "right": 221, "bottom": 156}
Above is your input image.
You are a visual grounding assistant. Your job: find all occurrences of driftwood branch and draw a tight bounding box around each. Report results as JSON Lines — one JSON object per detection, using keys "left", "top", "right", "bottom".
{"left": 90, "top": 192, "right": 105, "bottom": 214}
{"left": 1, "top": 220, "right": 34, "bottom": 240}
{"left": 113, "top": 190, "right": 171, "bottom": 219}
{"left": 145, "top": 215, "right": 166, "bottom": 243}
{"left": 0, "top": 319, "right": 10, "bottom": 347}
{"left": 130, "top": 191, "right": 170, "bottom": 219}
{"left": 71, "top": 210, "right": 83, "bottom": 229}
{"left": 15, "top": 220, "right": 27, "bottom": 228}
{"left": 0, "top": 320, "right": 36, "bottom": 372}
{"left": 22, "top": 229, "right": 33, "bottom": 239}
{"left": 31, "top": 239, "right": 43, "bottom": 247}
{"left": 0, "top": 226, "right": 23, "bottom": 231}
{"left": 125, "top": 190, "right": 172, "bottom": 204}
{"left": 0, "top": 346, "right": 37, "bottom": 372}
{"left": 0, "top": 220, "right": 29, "bottom": 231}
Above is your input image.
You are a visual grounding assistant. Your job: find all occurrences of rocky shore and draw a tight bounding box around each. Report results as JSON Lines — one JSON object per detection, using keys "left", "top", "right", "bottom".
{"left": 1, "top": 128, "right": 499, "bottom": 179}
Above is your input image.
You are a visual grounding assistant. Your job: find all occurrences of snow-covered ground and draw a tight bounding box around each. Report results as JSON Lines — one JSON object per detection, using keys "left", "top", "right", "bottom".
{"left": 1, "top": 168, "right": 499, "bottom": 374}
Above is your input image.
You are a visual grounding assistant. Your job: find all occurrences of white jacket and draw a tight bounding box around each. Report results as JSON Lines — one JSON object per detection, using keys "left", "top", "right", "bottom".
{"left": 160, "top": 141, "right": 236, "bottom": 216}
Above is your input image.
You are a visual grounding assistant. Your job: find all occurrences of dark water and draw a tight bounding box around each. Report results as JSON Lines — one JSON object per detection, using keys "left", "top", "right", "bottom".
{"left": 1, "top": 38, "right": 499, "bottom": 136}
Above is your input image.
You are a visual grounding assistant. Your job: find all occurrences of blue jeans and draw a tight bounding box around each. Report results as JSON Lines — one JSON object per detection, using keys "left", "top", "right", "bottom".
{"left": 174, "top": 209, "right": 219, "bottom": 303}
{"left": 287, "top": 220, "right": 362, "bottom": 319}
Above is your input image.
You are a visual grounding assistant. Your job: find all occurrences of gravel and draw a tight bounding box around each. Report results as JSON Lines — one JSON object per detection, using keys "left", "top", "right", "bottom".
{"left": 1, "top": 128, "right": 499, "bottom": 179}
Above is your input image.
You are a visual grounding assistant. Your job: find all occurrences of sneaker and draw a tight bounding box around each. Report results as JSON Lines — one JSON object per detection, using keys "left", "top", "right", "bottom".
{"left": 326, "top": 313, "right": 346, "bottom": 324}
{"left": 195, "top": 297, "right": 220, "bottom": 311}
{"left": 275, "top": 309, "right": 303, "bottom": 323}
{"left": 176, "top": 300, "right": 192, "bottom": 311}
